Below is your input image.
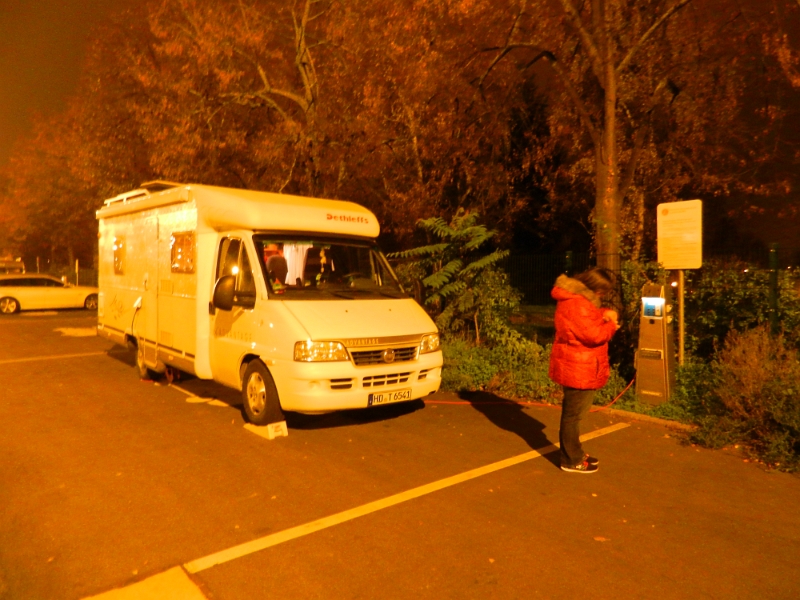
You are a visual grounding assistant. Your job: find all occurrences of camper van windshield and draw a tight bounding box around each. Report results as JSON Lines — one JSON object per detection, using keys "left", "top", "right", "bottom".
{"left": 253, "top": 235, "right": 406, "bottom": 300}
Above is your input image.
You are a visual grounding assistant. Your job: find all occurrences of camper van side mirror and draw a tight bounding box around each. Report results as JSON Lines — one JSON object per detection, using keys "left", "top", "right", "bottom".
{"left": 213, "top": 276, "right": 236, "bottom": 311}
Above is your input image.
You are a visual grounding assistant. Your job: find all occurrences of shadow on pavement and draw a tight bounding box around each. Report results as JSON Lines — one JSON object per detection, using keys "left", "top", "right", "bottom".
{"left": 102, "top": 350, "right": 427, "bottom": 429}
{"left": 106, "top": 347, "right": 136, "bottom": 368}
{"left": 287, "top": 400, "right": 426, "bottom": 430}
{"left": 460, "top": 390, "right": 560, "bottom": 467}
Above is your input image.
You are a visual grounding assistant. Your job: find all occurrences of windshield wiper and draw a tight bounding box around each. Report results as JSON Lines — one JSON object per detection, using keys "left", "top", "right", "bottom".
{"left": 326, "top": 290, "right": 357, "bottom": 299}
{"left": 338, "top": 288, "right": 406, "bottom": 299}
{"left": 375, "top": 290, "right": 406, "bottom": 298}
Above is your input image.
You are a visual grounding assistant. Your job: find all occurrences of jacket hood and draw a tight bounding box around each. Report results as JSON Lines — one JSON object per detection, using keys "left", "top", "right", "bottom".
{"left": 552, "top": 274, "right": 602, "bottom": 308}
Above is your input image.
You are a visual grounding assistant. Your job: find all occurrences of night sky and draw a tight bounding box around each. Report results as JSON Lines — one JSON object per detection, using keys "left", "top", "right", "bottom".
{"left": 0, "top": 0, "right": 137, "bottom": 167}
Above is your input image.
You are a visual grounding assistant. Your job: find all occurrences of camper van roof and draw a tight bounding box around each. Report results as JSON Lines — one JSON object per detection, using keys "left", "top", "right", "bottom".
{"left": 97, "top": 183, "right": 381, "bottom": 238}
{"left": 102, "top": 181, "right": 182, "bottom": 207}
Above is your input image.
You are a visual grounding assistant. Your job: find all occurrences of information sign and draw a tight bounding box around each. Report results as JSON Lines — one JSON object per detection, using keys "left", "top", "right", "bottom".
{"left": 657, "top": 200, "right": 703, "bottom": 269}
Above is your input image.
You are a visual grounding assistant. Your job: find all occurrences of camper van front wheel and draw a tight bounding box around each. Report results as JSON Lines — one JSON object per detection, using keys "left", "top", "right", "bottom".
{"left": 242, "top": 360, "right": 284, "bottom": 426}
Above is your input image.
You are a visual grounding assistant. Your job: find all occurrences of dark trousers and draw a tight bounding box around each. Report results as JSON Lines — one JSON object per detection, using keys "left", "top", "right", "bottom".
{"left": 559, "top": 387, "right": 596, "bottom": 467}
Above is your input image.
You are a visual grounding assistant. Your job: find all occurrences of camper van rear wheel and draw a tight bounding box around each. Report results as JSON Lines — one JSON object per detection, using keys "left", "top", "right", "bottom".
{"left": 242, "top": 360, "right": 284, "bottom": 426}
{"left": 136, "top": 341, "right": 159, "bottom": 381}
{"left": 0, "top": 297, "right": 20, "bottom": 314}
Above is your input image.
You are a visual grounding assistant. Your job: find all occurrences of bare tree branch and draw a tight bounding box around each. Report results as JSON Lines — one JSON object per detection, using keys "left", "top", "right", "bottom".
{"left": 619, "top": 126, "right": 647, "bottom": 199}
{"left": 279, "top": 151, "right": 299, "bottom": 193}
{"left": 292, "top": 0, "right": 320, "bottom": 116}
{"left": 256, "top": 63, "right": 309, "bottom": 111}
{"left": 537, "top": 53, "right": 602, "bottom": 148}
{"left": 558, "top": 0, "right": 605, "bottom": 83}
{"left": 226, "top": 45, "right": 307, "bottom": 118}
{"left": 478, "top": 43, "right": 601, "bottom": 147}
{"left": 616, "top": 0, "right": 693, "bottom": 75}
{"left": 237, "top": 0, "right": 252, "bottom": 37}
{"left": 476, "top": 45, "right": 515, "bottom": 89}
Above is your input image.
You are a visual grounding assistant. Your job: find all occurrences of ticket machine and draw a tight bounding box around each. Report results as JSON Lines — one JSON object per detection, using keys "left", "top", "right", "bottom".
{"left": 635, "top": 283, "right": 676, "bottom": 405}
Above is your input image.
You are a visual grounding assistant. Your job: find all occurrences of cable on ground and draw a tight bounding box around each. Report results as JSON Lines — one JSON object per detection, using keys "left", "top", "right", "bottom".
{"left": 423, "top": 378, "right": 636, "bottom": 412}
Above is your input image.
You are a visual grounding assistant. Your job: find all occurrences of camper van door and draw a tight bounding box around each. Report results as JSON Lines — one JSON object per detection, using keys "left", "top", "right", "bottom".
{"left": 210, "top": 236, "right": 260, "bottom": 388}
{"left": 141, "top": 216, "right": 159, "bottom": 349}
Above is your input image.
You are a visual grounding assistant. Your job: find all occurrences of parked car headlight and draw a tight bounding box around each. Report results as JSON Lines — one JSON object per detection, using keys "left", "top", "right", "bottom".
{"left": 294, "top": 340, "right": 350, "bottom": 362}
{"left": 419, "top": 333, "right": 440, "bottom": 354}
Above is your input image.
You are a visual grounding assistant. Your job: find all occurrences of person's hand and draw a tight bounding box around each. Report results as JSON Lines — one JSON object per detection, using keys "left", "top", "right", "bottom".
{"left": 603, "top": 309, "right": 620, "bottom": 328}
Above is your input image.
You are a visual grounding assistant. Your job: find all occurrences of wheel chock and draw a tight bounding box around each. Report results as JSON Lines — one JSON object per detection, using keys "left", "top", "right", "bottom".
{"left": 244, "top": 420, "right": 289, "bottom": 440}
{"left": 266, "top": 420, "right": 289, "bottom": 439}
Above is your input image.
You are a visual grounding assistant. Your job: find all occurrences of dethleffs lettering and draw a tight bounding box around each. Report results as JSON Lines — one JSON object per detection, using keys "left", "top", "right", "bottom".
{"left": 343, "top": 337, "right": 380, "bottom": 346}
{"left": 327, "top": 213, "right": 369, "bottom": 224}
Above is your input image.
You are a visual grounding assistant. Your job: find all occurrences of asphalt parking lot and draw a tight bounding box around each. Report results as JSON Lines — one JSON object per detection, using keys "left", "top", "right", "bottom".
{"left": 1, "top": 312, "right": 799, "bottom": 600}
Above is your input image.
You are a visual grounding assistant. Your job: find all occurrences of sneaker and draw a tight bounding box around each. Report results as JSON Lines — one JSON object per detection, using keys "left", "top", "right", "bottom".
{"left": 583, "top": 454, "right": 599, "bottom": 466}
{"left": 561, "top": 460, "right": 599, "bottom": 474}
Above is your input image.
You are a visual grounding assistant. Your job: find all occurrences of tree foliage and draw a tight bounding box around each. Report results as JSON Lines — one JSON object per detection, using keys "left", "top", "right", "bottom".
{"left": 479, "top": 0, "right": 800, "bottom": 264}
{"left": 390, "top": 210, "right": 510, "bottom": 344}
{"left": 1, "top": 104, "right": 101, "bottom": 266}
{"left": 0, "top": 0, "right": 798, "bottom": 267}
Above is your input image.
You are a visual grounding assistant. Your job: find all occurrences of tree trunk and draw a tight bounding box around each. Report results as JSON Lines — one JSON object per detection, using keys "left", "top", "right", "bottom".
{"left": 595, "top": 28, "right": 621, "bottom": 272}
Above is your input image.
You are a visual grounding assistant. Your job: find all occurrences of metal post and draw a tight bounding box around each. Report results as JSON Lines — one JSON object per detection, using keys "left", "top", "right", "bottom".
{"left": 678, "top": 269, "right": 685, "bottom": 366}
{"left": 75, "top": 259, "right": 79, "bottom": 285}
{"left": 768, "top": 243, "right": 779, "bottom": 335}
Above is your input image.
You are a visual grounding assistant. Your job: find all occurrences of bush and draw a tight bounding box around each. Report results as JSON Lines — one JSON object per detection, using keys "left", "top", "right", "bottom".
{"left": 611, "top": 359, "right": 715, "bottom": 423}
{"left": 690, "top": 326, "right": 800, "bottom": 471}
{"left": 441, "top": 331, "right": 633, "bottom": 406}
{"left": 441, "top": 334, "right": 560, "bottom": 402}
{"left": 683, "top": 260, "right": 800, "bottom": 358}
{"left": 441, "top": 337, "right": 498, "bottom": 393}
{"left": 609, "top": 258, "right": 800, "bottom": 367}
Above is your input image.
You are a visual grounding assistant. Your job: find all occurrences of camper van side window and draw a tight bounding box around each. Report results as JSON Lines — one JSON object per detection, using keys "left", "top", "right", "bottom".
{"left": 218, "top": 238, "right": 241, "bottom": 279}
{"left": 238, "top": 249, "right": 256, "bottom": 298}
{"left": 113, "top": 237, "right": 125, "bottom": 275}
{"left": 216, "top": 238, "right": 256, "bottom": 307}
{"left": 171, "top": 232, "right": 195, "bottom": 273}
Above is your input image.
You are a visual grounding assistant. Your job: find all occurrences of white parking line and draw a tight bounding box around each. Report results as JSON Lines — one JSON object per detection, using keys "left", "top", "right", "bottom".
{"left": 0, "top": 351, "right": 109, "bottom": 365}
{"left": 81, "top": 567, "right": 207, "bottom": 600}
{"left": 54, "top": 327, "right": 98, "bottom": 337}
{"left": 169, "top": 384, "right": 229, "bottom": 407}
{"left": 184, "top": 422, "right": 630, "bottom": 573}
{"left": 169, "top": 384, "right": 196, "bottom": 397}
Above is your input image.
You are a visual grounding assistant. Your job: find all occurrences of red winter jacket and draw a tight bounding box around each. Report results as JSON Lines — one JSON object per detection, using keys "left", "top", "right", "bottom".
{"left": 548, "top": 275, "right": 618, "bottom": 390}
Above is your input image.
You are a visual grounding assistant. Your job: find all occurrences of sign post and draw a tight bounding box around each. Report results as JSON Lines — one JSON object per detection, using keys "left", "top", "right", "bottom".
{"left": 656, "top": 199, "right": 703, "bottom": 365}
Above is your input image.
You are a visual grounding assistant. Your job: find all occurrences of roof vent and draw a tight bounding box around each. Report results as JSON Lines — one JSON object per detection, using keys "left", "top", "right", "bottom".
{"left": 140, "top": 180, "right": 183, "bottom": 192}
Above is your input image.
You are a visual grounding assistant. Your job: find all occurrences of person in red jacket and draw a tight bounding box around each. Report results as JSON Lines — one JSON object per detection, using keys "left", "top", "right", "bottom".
{"left": 549, "top": 267, "right": 620, "bottom": 473}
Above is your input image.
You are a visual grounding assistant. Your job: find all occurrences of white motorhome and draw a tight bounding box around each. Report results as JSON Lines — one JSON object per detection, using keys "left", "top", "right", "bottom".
{"left": 96, "top": 182, "right": 442, "bottom": 425}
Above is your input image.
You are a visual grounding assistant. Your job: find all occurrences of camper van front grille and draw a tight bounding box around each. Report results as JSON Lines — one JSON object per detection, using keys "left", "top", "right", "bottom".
{"left": 330, "top": 378, "right": 354, "bottom": 390}
{"left": 362, "top": 372, "right": 412, "bottom": 388}
{"left": 351, "top": 346, "right": 418, "bottom": 366}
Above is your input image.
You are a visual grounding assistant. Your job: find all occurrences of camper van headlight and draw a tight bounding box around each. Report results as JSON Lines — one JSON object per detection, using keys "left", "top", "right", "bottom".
{"left": 294, "top": 340, "right": 350, "bottom": 362}
{"left": 419, "top": 333, "right": 440, "bottom": 354}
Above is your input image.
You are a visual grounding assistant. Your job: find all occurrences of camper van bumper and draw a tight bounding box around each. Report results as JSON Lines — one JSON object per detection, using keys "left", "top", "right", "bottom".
{"left": 275, "top": 352, "right": 443, "bottom": 412}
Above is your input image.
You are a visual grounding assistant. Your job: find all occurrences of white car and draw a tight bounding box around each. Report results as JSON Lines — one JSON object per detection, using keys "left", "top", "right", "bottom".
{"left": 0, "top": 274, "right": 99, "bottom": 314}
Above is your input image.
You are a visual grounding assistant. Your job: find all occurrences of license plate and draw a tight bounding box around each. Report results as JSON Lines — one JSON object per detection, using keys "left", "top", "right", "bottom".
{"left": 368, "top": 388, "right": 412, "bottom": 407}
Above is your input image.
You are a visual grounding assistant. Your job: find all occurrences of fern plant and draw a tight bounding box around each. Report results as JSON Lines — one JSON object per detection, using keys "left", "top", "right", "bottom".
{"left": 389, "top": 209, "right": 509, "bottom": 344}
